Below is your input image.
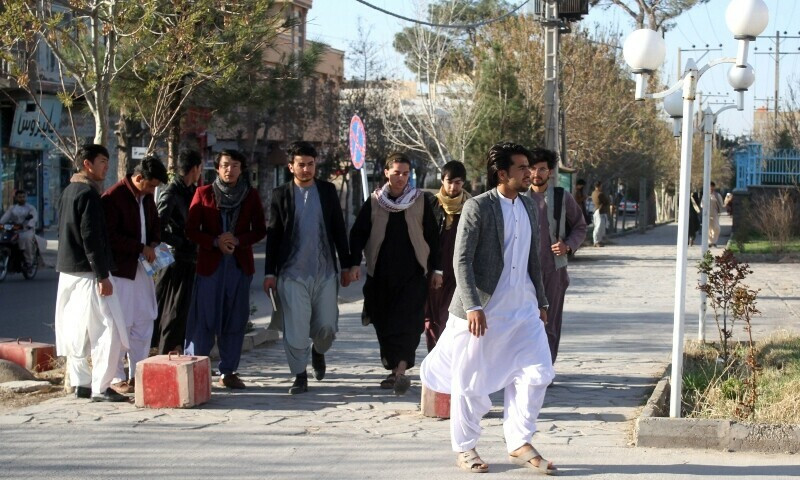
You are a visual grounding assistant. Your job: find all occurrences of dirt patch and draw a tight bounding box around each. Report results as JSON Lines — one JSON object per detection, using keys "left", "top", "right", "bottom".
{"left": 0, "top": 367, "right": 67, "bottom": 412}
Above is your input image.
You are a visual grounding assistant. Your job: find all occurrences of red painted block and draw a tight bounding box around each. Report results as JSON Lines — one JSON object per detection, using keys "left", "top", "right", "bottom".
{"left": 0, "top": 338, "right": 56, "bottom": 372}
{"left": 421, "top": 384, "right": 450, "bottom": 419}
{"left": 135, "top": 353, "right": 211, "bottom": 409}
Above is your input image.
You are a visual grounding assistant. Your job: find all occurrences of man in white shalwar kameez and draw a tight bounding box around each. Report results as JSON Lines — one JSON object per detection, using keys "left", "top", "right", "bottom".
{"left": 421, "top": 142, "right": 557, "bottom": 474}
{"left": 55, "top": 144, "right": 129, "bottom": 402}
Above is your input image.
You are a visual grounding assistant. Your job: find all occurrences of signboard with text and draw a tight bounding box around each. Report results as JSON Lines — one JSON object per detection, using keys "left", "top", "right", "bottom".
{"left": 9, "top": 97, "right": 62, "bottom": 151}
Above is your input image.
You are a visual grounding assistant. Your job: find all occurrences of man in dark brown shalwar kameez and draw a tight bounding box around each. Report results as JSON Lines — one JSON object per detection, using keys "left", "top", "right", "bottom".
{"left": 527, "top": 148, "right": 587, "bottom": 365}
{"left": 424, "top": 161, "right": 470, "bottom": 351}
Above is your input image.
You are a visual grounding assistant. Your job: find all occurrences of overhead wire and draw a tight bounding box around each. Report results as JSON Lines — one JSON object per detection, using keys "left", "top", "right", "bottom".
{"left": 353, "top": 0, "right": 529, "bottom": 29}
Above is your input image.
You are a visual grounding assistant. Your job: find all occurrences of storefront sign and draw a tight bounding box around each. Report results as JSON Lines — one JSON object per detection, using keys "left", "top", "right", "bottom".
{"left": 9, "top": 97, "right": 62, "bottom": 150}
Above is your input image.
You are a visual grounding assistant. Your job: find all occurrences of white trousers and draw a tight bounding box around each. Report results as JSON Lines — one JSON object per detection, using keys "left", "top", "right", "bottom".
{"left": 709, "top": 215, "right": 721, "bottom": 245}
{"left": 17, "top": 230, "right": 36, "bottom": 265}
{"left": 55, "top": 273, "right": 128, "bottom": 395}
{"left": 592, "top": 210, "right": 607, "bottom": 244}
{"left": 113, "top": 263, "right": 158, "bottom": 382}
{"left": 450, "top": 376, "right": 548, "bottom": 453}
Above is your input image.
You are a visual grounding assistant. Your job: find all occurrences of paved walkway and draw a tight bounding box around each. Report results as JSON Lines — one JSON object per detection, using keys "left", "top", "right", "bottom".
{"left": 1, "top": 216, "right": 799, "bottom": 479}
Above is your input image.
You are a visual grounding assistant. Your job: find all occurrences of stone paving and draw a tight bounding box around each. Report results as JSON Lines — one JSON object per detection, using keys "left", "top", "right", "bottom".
{"left": 1, "top": 216, "right": 799, "bottom": 479}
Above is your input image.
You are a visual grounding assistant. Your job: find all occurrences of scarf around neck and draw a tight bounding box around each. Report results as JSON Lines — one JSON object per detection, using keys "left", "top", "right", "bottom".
{"left": 70, "top": 172, "right": 104, "bottom": 194}
{"left": 213, "top": 176, "right": 249, "bottom": 232}
{"left": 435, "top": 187, "right": 471, "bottom": 230}
{"left": 375, "top": 182, "right": 422, "bottom": 213}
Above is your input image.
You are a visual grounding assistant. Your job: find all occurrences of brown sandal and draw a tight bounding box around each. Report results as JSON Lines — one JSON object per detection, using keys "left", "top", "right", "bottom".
{"left": 379, "top": 373, "right": 396, "bottom": 389}
{"left": 509, "top": 446, "right": 557, "bottom": 475}
{"left": 457, "top": 449, "right": 489, "bottom": 473}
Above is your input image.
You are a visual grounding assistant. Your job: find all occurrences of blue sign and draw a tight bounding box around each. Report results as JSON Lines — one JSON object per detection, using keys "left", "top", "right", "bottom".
{"left": 349, "top": 115, "right": 366, "bottom": 169}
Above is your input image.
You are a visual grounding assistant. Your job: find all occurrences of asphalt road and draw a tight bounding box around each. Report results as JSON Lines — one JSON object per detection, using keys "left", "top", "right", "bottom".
{"left": 0, "top": 265, "right": 58, "bottom": 344}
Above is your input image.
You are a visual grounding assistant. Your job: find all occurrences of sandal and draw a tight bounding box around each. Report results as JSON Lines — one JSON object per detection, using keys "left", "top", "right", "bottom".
{"left": 379, "top": 374, "right": 396, "bottom": 389}
{"left": 457, "top": 448, "right": 489, "bottom": 473}
{"left": 509, "top": 445, "right": 557, "bottom": 475}
{"left": 394, "top": 373, "right": 411, "bottom": 395}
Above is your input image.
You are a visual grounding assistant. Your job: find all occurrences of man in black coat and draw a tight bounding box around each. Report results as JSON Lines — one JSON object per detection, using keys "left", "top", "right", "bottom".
{"left": 263, "top": 141, "right": 351, "bottom": 394}
{"left": 153, "top": 150, "right": 203, "bottom": 354}
{"left": 54, "top": 144, "right": 127, "bottom": 402}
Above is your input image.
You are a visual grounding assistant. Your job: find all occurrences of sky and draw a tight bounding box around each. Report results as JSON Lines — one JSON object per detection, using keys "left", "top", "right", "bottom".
{"left": 306, "top": 0, "right": 800, "bottom": 137}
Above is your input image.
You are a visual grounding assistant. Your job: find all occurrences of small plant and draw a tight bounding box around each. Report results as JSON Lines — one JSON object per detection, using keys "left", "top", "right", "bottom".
{"left": 750, "top": 189, "right": 798, "bottom": 253}
{"left": 696, "top": 248, "right": 761, "bottom": 420}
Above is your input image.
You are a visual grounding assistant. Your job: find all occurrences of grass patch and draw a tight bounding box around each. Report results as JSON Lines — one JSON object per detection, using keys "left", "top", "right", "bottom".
{"left": 730, "top": 237, "right": 800, "bottom": 255}
{"left": 682, "top": 332, "right": 800, "bottom": 423}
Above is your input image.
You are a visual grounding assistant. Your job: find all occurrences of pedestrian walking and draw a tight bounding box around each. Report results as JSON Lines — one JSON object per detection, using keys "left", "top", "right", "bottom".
{"left": 573, "top": 179, "right": 590, "bottom": 225}
{"left": 528, "top": 147, "right": 586, "bottom": 365}
{"left": 263, "top": 141, "right": 351, "bottom": 395}
{"left": 349, "top": 152, "right": 441, "bottom": 395}
{"left": 424, "top": 160, "right": 470, "bottom": 351}
{"left": 54, "top": 144, "right": 128, "bottom": 402}
{"left": 420, "top": 142, "right": 556, "bottom": 474}
{"left": 688, "top": 191, "right": 701, "bottom": 246}
{"left": 591, "top": 181, "right": 610, "bottom": 247}
{"left": 102, "top": 156, "right": 168, "bottom": 394}
{"left": 152, "top": 150, "right": 203, "bottom": 354}
{"left": 184, "top": 149, "right": 266, "bottom": 389}
{"left": 708, "top": 181, "right": 724, "bottom": 247}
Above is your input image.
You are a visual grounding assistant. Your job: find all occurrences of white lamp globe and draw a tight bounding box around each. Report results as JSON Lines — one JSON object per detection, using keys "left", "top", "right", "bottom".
{"left": 726, "top": 0, "right": 769, "bottom": 39}
{"left": 623, "top": 29, "right": 666, "bottom": 72}
{"left": 728, "top": 64, "right": 755, "bottom": 91}
{"left": 663, "top": 89, "right": 684, "bottom": 118}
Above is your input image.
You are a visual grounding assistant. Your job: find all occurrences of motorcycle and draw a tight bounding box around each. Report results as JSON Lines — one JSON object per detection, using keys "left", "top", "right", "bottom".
{"left": 0, "top": 222, "right": 39, "bottom": 282}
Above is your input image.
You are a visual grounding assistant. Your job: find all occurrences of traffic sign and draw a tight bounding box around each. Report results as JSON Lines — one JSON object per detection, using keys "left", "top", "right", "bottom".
{"left": 349, "top": 115, "right": 366, "bottom": 169}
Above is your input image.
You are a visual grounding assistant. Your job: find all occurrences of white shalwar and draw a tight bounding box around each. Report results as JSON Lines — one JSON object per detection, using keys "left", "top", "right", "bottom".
{"left": 55, "top": 273, "right": 130, "bottom": 394}
{"left": 420, "top": 193, "right": 554, "bottom": 453}
{"left": 112, "top": 197, "right": 158, "bottom": 383}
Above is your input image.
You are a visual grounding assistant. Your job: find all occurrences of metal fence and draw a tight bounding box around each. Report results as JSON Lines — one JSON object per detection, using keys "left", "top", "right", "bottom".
{"left": 735, "top": 143, "right": 800, "bottom": 190}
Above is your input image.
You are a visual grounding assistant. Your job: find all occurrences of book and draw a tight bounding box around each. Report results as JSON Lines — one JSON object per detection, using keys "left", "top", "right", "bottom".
{"left": 139, "top": 243, "right": 175, "bottom": 276}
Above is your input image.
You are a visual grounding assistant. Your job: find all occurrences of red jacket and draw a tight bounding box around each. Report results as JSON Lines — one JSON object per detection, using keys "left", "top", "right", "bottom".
{"left": 102, "top": 176, "right": 160, "bottom": 280}
{"left": 186, "top": 184, "right": 266, "bottom": 276}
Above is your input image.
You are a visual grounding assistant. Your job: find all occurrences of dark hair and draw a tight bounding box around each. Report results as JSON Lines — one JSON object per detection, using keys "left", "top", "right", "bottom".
{"left": 576, "top": 179, "right": 586, "bottom": 186}
{"left": 214, "top": 149, "right": 247, "bottom": 170}
{"left": 441, "top": 161, "right": 467, "bottom": 181}
{"left": 287, "top": 141, "right": 317, "bottom": 162}
{"left": 14, "top": 189, "right": 26, "bottom": 196}
{"left": 594, "top": 181, "right": 603, "bottom": 189}
{"left": 75, "top": 144, "right": 110, "bottom": 171}
{"left": 710, "top": 181, "right": 716, "bottom": 187}
{"left": 384, "top": 152, "right": 412, "bottom": 170}
{"left": 133, "top": 155, "right": 169, "bottom": 184}
{"left": 486, "top": 142, "right": 531, "bottom": 189}
{"left": 176, "top": 149, "right": 202, "bottom": 175}
{"left": 529, "top": 147, "right": 557, "bottom": 170}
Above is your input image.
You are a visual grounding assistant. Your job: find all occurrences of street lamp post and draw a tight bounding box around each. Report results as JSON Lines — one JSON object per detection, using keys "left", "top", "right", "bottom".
{"left": 622, "top": 0, "right": 768, "bottom": 418}
{"left": 697, "top": 65, "right": 754, "bottom": 341}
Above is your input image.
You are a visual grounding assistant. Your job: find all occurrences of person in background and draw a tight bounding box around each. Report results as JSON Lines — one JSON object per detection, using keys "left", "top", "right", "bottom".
{"left": 591, "top": 181, "right": 610, "bottom": 247}
{"left": 153, "top": 150, "right": 203, "bottom": 354}
{"left": 0, "top": 189, "right": 38, "bottom": 271}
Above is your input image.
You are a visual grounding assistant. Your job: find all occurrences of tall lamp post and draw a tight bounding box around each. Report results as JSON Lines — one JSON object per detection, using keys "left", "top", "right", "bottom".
{"left": 698, "top": 64, "right": 754, "bottom": 342}
{"left": 622, "top": 0, "right": 768, "bottom": 418}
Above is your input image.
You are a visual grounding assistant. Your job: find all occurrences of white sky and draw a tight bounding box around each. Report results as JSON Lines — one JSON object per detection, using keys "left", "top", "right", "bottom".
{"left": 307, "top": 0, "right": 800, "bottom": 137}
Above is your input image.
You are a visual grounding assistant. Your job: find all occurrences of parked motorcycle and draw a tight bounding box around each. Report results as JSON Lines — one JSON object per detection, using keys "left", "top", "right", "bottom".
{"left": 0, "top": 222, "right": 39, "bottom": 281}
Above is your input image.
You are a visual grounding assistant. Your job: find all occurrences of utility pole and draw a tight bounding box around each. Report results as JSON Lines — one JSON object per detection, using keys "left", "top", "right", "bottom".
{"left": 543, "top": 0, "right": 561, "bottom": 171}
{"left": 755, "top": 31, "right": 800, "bottom": 130}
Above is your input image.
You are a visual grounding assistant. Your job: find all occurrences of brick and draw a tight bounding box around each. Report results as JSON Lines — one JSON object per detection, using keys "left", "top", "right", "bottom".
{"left": 0, "top": 338, "right": 56, "bottom": 372}
{"left": 134, "top": 353, "right": 211, "bottom": 409}
{"left": 421, "top": 385, "right": 450, "bottom": 419}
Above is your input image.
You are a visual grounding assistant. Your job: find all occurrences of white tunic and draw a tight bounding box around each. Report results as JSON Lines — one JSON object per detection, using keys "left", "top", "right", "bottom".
{"left": 420, "top": 192, "right": 554, "bottom": 396}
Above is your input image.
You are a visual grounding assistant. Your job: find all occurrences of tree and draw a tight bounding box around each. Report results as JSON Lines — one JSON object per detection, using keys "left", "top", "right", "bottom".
{"left": 0, "top": 0, "right": 145, "bottom": 159}
{"left": 590, "top": 0, "right": 710, "bottom": 31}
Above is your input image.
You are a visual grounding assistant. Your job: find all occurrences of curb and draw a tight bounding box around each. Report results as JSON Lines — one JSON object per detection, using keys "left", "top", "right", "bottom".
{"left": 208, "top": 327, "right": 279, "bottom": 360}
{"left": 635, "top": 363, "right": 800, "bottom": 453}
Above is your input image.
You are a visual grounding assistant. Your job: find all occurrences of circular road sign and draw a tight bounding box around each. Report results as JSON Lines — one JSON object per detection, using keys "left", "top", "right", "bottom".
{"left": 349, "top": 115, "right": 366, "bottom": 169}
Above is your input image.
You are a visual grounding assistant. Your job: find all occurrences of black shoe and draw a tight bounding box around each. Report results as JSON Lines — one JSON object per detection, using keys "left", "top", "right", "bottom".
{"left": 91, "top": 388, "right": 129, "bottom": 402}
{"left": 75, "top": 386, "right": 91, "bottom": 399}
{"left": 289, "top": 371, "right": 308, "bottom": 395}
{"left": 311, "top": 347, "right": 326, "bottom": 381}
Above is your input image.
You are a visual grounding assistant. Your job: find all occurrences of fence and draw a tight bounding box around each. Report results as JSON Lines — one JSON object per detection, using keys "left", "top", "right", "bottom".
{"left": 735, "top": 143, "right": 800, "bottom": 190}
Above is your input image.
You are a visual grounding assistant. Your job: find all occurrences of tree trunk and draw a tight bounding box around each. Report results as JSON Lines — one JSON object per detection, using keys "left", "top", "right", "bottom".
{"left": 167, "top": 118, "right": 180, "bottom": 171}
{"left": 115, "top": 115, "right": 131, "bottom": 181}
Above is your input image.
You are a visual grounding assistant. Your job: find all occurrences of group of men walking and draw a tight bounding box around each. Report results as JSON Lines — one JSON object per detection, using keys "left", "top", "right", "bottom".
{"left": 51, "top": 139, "right": 587, "bottom": 474}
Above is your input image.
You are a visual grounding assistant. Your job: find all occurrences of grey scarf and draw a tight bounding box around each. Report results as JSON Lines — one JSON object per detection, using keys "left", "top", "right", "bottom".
{"left": 212, "top": 176, "right": 249, "bottom": 232}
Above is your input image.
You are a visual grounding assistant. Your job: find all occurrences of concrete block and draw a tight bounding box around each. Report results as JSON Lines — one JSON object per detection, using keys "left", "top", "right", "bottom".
{"left": 0, "top": 359, "right": 36, "bottom": 383}
{"left": 0, "top": 380, "right": 52, "bottom": 393}
{"left": 0, "top": 338, "right": 56, "bottom": 372}
{"left": 420, "top": 385, "right": 450, "bottom": 419}
{"left": 135, "top": 353, "right": 211, "bottom": 409}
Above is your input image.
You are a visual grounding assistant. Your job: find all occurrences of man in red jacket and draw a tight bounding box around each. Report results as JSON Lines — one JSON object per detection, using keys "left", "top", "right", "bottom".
{"left": 102, "top": 155, "right": 168, "bottom": 394}
{"left": 185, "top": 149, "right": 266, "bottom": 389}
